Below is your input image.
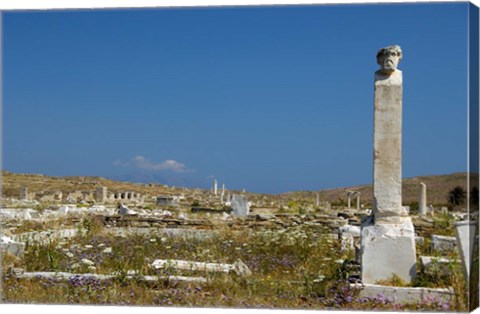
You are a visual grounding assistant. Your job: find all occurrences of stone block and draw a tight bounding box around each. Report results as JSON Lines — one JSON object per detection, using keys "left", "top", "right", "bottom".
{"left": 431, "top": 235, "right": 456, "bottom": 253}
{"left": 0, "top": 236, "right": 25, "bottom": 257}
{"left": 24, "top": 208, "right": 41, "bottom": 219}
{"left": 256, "top": 214, "right": 275, "bottom": 221}
{"left": 420, "top": 256, "right": 456, "bottom": 276}
{"left": 339, "top": 224, "right": 361, "bottom": 237}
{"left": 455, "top": 220, "right": 476, "bottom": 278}
{"left": 118, "top": 203, "right": 137, "bottom": 215}
{"left": 231, "top": 194, "right": 250, "bottom": 217}
{"left": 355, "top": 283, "right": 453, "bottom": 304}
{"left": 361, "top": 218, "right": 416, "bottom": 284}
{"left": 372, "top": 69, "right": 407, "bottom": 219}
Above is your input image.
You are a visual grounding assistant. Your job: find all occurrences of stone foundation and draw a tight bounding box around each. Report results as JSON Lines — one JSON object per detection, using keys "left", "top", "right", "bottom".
{"left": 361, "top": 217, "right": 416, "bottom": 284}
{"left": 354, "top": 283, "right": 453, "bottom": 303}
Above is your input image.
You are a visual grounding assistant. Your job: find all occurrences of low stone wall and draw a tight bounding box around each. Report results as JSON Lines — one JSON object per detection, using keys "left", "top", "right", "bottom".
{"left": 354, "top": 283, "right": 454, "bottom": 303}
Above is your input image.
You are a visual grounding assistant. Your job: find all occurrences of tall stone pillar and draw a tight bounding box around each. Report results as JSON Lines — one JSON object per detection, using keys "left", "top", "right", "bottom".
{"left": 20, "top": 187, "right": 29, "bottom": 201}
{"left": 96, "top": 187, "right": 107, "bottom": 203}
{"left": 213, "top": 180, "right": 218, "bottom": 196}
{"left": 361, "top": 45, "right": 416, "bottom": 284}
{"left": 221, "top": 183, "right": 225, "bottom": 204}
{"left": 356, "top": 192, "right": 361, "bottom": 210}
{"left": 316, "top": 193, "right": 320, "bottom": 207}
{"left": 419, "top": 182, "right": 427, "bottom": 216}
{"left": 325, "top": 201, "right": 331, "bottom": 211}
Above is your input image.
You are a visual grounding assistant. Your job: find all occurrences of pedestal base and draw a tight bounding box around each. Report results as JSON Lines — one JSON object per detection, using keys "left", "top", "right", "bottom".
{"left": 361, "top": 217, "right": 416, "bottom": 284}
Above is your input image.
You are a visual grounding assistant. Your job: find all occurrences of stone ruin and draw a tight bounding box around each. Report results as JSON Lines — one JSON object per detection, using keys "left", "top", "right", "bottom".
{"left": 95, "top": 187, "right": 107, "bottom": 203}
{"left": 104, "top": 190, "right": 145, "bottom": 204}
{"left": 156, "top": 195, "right": 180, "bottom": 207}
{"left": 360, "top": 45, "right": 417, "bottom": 284}
{"left": 19, "top": 187, "right": 29, "bottom": 201}
{"left": 230, "top": 194, "right": 250, "bottom": 217}
{"left": 14, "top": 186, "right": 146, "bottom": 205}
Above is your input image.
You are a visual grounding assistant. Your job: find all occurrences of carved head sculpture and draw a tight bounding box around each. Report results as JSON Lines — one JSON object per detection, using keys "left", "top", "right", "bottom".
{"left": 376, "top": 45, "right": 402, "bottom": 74}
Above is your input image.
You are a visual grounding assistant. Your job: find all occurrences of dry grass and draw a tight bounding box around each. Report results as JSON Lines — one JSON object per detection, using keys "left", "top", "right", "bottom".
{"left": 2, "top": 215, "right": 463, "bottom": 311}
{"left": 2, "top": 171, "right": 469, "bottom": 208}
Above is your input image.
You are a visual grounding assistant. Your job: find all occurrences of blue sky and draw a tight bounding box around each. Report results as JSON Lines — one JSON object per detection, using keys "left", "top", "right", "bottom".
{"left": 2, "top": 3, "right": 470, "bottom": 193}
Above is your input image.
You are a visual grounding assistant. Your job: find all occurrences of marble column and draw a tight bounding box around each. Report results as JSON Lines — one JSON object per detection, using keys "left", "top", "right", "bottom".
{"left": 361, "top": 45, "right": 416, "bottom": 284}
{"left": 419, "top": 182, "right": 427, "bottom": 216}
{"left": 356, "top": 192, "right": 361, "bottom": 210}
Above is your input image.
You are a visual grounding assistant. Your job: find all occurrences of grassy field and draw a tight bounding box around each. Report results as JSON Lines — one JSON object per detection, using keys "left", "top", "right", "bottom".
{"left": 1, "top": 213, "right": 467, "bottom": 311}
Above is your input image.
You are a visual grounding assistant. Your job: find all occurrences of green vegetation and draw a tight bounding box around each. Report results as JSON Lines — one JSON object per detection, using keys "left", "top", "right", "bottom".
{"left": 432, "top": 212, "right": 457, "bottom": 236}
{"left": 1, "top": 170, "right": 472, "bottom": 311}
{"left": 448, "top": 186, "right": 466, "bottom": 207}
{"left": 2, "top": 218, "right": 463, "bottom": 311}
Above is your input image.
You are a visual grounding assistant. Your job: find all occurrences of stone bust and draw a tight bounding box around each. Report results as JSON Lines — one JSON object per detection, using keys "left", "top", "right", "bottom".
{"left": 376, "top": 45, "right": 402, "bottom": 75}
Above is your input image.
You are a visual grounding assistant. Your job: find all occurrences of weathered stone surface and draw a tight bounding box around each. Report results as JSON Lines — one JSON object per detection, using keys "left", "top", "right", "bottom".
{"left": 419, "top": 182, "right": 427, "bottom": 217}
{"left": 87, "top": 205, "right": 107, "bottom": 213}
{"left": 0, "top": 208, "right": 18, "bottom": 220}
{"left": 95, "top": 187, "right": 107, "bottom": 203}
{"left": 152, "top": 258, "right": 251, "bottom": 277}
{"left": 19, "top": 187, "right": 29, "bottom": 200}
{"left": 11, "top": 229, "right": 82, "bottom": 244}
{"left": 355, "top": 283, "right": 453, "bottom": 303}
{"left": 373, "top": 68, "right": 407, "bottom": 219}
{"left": 81, "top": 259, "right": 95, "bottom": 266}
{"left": 230, "top": 194, "right": 250, "bottom": 217}
{"left": 0, "top": 236, "right": 25, "bottom": 257}
{"left": 360, "top": 45, "right": 416, "bottom": 285}
{"left": 361, "top": 218, "right": 416, "bottom": 284}
{"left": 376, "top": 45, "right": 402, "bottom": 75}
{"left": 105, "top": 227, "right": 218, "bottom": 241}
{"left": 58, "top": 205, "right": 87, "bottom": 215}
{"left": 118, "top": 203, "right": 137, "bottom": 215}
{"left": 455, "top": 220, "right": 476, "bottom": 278}
{"left": 420, "top": 256, "right": 455, "bottom": 276}
{"left": 15, "top": 271, "right": 207, "bottom": 284}
{"left": 431, "top": 235, "right": 456, "bottom": 253}
{"left": 26, "top": 208, "right": 41, "bottom": 219}
{"left": 156, "top": 195, "right": 179, "bottom": 207}
{"left": 0, "top": 208, "right": 41, "bottom": 220}
{"left": 339, "top": 225, "right": 361, "bottom": 237}
{"left": 256, "top": 214, "right": 275, "bottom": 221}
{"left": 232, "top": 259, "right": 252, "bottom": 277}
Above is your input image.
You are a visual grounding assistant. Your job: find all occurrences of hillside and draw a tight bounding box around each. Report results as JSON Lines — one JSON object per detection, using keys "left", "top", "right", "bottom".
{"left": 1, "top": 171, "right": 192, "bottom": 199}
{"left": 1, "top": 171, "right": 472, "bottom": 207}
{"left": 281, "top": 172, "right": 471, "bottom": 206}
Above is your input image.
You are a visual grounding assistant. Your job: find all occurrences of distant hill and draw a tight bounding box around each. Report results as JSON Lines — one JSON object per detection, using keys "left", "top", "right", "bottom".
{"left": 1, "top": 171, "right": 472, "bottom": 207}
{"left": 1, "top": 171, "right": 192, "bottom": 199}
{"left": 280, "top": 172, "right": 471, "bottom": 206}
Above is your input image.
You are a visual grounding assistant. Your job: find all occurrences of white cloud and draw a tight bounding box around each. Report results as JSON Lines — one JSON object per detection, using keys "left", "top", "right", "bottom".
{"left": 112, "top": 160, "right": 128, "bottom": 167}
{"left": 131, "top": 155, "right": 191, "bottom": 173}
